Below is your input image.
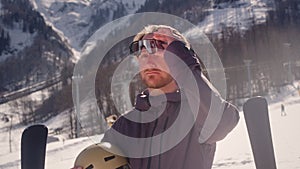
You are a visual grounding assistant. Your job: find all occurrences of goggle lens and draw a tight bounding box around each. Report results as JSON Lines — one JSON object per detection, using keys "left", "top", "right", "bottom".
{"left": 129, "top": 39, "right": 166, "bottom": 55}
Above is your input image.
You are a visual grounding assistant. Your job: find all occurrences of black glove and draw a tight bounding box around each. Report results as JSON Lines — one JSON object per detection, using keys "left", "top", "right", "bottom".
{"left": 165, "top": 41, "right": 200, "bottom": 66}
{"left": 164, "top": 40, "right": 200, "bottom": 78}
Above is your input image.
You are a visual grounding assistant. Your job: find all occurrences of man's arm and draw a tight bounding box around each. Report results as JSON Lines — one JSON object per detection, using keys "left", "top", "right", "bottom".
{"left": 189, "top": 67, "right": 239, "bottom": 144}
{"left": 164, "top": 41, "right": 240, "bottom": 144}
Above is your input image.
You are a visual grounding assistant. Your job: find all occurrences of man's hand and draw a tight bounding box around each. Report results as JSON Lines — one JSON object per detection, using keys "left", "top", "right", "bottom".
{"left": 164, "top": 40, "right": 200, "bottom": 78}
{"left": 165, "top": 41, "right": 199, "bottom": 66}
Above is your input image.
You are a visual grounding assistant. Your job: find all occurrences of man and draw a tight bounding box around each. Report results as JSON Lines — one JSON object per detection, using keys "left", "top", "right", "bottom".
{"left": 281, "top": 103, "right": 286, "bottom": 116}
{"left": 74, "top": 25, "right": 239, "bottom": 169}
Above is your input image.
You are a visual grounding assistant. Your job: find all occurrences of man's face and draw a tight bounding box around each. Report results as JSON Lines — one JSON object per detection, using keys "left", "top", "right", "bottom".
{"left": 137, "top": 28, "right": 177, "bottom": 89}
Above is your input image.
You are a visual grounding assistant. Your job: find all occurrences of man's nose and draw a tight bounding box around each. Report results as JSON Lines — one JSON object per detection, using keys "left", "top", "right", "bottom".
{"left": 140, "top": 53, "right": 157, "bottom": 68}
{"left": 146, "top": 53, "right": 158, "bottom": 64}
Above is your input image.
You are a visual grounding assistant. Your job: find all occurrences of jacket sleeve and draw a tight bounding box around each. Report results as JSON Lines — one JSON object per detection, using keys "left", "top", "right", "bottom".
{"left": 101, "top": 116, "right": 124, "bottom": 145}
{"left": 164, "top": 41, "right": 240, "bottom": 144}
{"left": 192, "top": 70, "right": 240, "bottom": 144}
{"left": 189, "top": 68, "right": 239, "bottom": 144}
{"left": 204, "top": 100, "right": 239, "bottom": 144}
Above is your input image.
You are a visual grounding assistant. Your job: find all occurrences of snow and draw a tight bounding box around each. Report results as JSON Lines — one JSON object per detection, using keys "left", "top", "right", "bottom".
{"left": 1, "top": 0, "right": 274, "bottom": 62}
{"left": 121, "top": 0, "right": 146, "bottom": 14}
{"left": 21, "top": 0, "right": 273, "bottom": 63}
{"left": 213, "top": 84, "right": 300, "bottom": 169}
{"left": 0, "top": 26, "right": 36, "bottom": 62}
{"left": 0, "top": 83, "right": 299, "bottom": 169}
{"left": 0, "top": 82, "right": 54, "bottom": 120}
{"left": 198, "top": 0, "right": 273, "bottom": 36}
{"left": 29, "top": 0, "right": 144, "bottom": 59}
{"left": 30, "top": 0, "right": 93, "bottom": 51}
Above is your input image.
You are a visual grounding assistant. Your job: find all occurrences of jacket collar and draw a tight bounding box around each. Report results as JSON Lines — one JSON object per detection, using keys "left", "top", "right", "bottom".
{"left": 134, "top": 89, "right": 182, "bottom": 111}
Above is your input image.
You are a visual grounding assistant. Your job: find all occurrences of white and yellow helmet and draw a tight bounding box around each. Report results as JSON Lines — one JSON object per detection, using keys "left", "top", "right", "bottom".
{"left": 74, "top": 142, "right": 131, "bottom": 169}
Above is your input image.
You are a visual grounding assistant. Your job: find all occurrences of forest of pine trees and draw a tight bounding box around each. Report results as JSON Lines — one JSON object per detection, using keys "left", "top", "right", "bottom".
{"left": 0, "top": 28, "right": 10, "bottom": 55}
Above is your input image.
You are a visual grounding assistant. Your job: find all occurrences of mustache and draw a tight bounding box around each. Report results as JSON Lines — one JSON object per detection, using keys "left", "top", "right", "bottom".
{"left": 143, "top": 68, "right": 163, "bottom": 72}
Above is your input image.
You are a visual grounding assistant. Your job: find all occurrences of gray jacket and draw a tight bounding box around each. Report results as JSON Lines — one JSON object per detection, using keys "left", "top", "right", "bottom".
{"left": 102, "top": 75, "right": 239, "bottom": 169}
{"left": 102, "top": 41, "right": 239, "bottom": 169}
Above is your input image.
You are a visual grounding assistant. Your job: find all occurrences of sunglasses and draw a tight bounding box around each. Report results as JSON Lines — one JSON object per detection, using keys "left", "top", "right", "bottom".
{"left": 129, "top": 39, "right": 167, "bottom": 55}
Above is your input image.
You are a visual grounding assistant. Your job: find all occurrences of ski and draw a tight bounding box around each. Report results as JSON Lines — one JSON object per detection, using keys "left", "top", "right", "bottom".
{"left": 243, "top": 96, "right": 277, "bottom": 169}
{"left": 21, "top": 124, "right": 48, "bottom": 169}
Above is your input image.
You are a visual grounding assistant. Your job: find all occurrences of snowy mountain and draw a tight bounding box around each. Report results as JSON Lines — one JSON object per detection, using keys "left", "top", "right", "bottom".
{"left": 30, "top": 0, "right": 146, "bottom": 54}
{"left": 29, "top": 0, "right": 276, "bottom": 53}
{"left": 199, "top": 0, "right": 275, "bottom": 35}
{"left": 0, "top": 0, "right": 73, "bottom": 93}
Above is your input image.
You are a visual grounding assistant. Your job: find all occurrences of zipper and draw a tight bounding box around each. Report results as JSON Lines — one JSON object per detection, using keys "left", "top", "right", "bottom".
{"left": 146, "top": 118, "right": 158, "bottom": 169}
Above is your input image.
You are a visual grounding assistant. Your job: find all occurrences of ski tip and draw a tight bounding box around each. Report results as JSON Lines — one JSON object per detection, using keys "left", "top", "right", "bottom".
{"left": 22, "top": 124, "right": 48, "bottom": 136}
{"left": 26, "top": 124, "right": 48, "bottom": 130}
{"left": 21, "top": 124, "right": 48, "bottom": 169}
{"left": 243, "top": 96, "right": 268, "bottom": 111}
{"left": 248, "top": 96, "right": 266, "bottom": 101}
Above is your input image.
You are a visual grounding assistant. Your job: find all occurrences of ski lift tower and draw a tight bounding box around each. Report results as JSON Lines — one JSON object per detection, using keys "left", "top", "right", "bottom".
{"left": 283, "top": 42, "right": 292, "bottom": 84}
{"left": 244, "top": 59, "right": 252, "bottom": 97}
{"left": 72, "top": 74, "right": 83, "bottom": 138}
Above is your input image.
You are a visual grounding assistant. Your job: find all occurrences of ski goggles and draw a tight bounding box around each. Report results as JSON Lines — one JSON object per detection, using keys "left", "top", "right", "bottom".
{"left": 129, "top": 39, "right": 167, "bottom": 56}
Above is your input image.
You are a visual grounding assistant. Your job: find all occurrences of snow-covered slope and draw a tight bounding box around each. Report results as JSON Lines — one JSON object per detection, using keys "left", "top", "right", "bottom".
{"left": 213, "top": 96, "right": 300, "bottom": 169}
{"left": 30, "top": 0, "right": 274, "bottom": 53}
{"left": 30, "top": 0, "right": 93, "bottom": 51}
{"left": 198, "top": 0, "right": 274, "bottom": 36}
{"left": 0, "top": 27, "right": 36, "bottom": 62}
{"left": 0, "top": 0, "right": 73, "bottom": 91}
{"left": 30, "top": 0, "right": 145, "bottom": 53}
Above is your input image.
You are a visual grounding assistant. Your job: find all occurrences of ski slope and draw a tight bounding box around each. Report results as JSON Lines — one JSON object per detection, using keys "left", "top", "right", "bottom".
{"left": 213, "top": 96, "right": 300, "bottom": 169}
{"left": 0, "top": 86, "right": 299, "bottom": 169}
